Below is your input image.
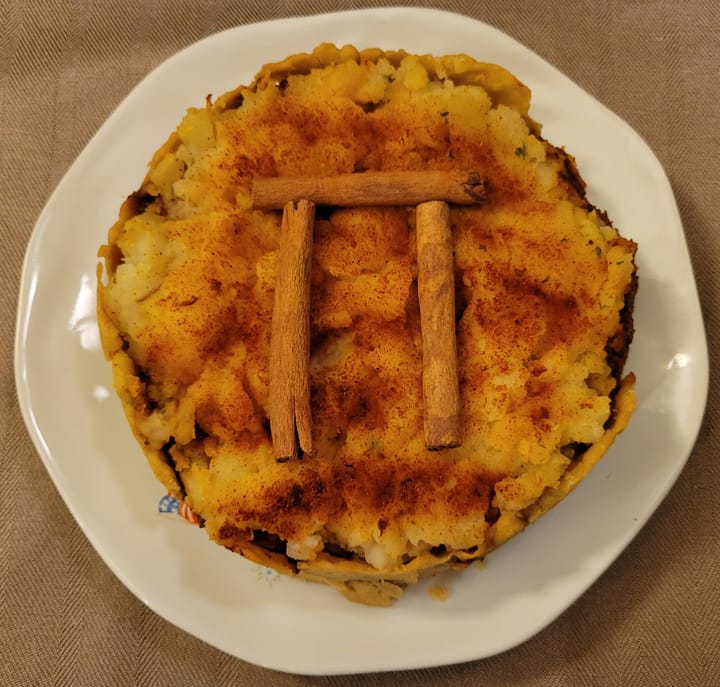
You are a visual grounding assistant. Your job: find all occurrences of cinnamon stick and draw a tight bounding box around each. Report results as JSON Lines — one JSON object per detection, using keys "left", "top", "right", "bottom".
{"left": 268, "top": 199, "right": 315, "bottom": 460}
{"left": 416, "top": 200, "right": 461, "bottom": 450}
{"left": 252, "top": 170, "right": 485, "bottom": 210}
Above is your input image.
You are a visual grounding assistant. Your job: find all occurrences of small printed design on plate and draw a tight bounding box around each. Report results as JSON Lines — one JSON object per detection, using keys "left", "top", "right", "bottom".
{"left": 158, "top": 493, "right": 199, "bottom": 525}
{"left": 256, "top": 566, "right": 281, "bottom": 586}
{"left": 157, "top": 494, "right": 281, "bottom": 586}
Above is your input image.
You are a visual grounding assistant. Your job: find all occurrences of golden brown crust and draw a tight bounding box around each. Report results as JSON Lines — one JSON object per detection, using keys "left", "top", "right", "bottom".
{"left": 97, "top": 44, "right": 638, "bottom": 604}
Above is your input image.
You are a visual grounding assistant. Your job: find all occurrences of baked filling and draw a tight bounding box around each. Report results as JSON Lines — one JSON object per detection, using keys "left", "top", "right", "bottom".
{"left": 97, "top": 44, "right": 638, "bottom": 606}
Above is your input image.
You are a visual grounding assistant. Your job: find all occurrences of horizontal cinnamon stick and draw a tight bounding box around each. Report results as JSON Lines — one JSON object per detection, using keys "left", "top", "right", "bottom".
{"left": 252, "top": 170, "right": 485, "bottom": 210}
{"left": 416, "top": 200, "right": 461, "bottom": 450}
{"left": 268, "top": 199, "right": 315, "bottom": 460}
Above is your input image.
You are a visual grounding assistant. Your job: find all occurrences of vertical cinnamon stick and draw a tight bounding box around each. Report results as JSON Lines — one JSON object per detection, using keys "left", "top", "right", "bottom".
{"left": 416, "top": 200, "right": 461, "bottom": 449}
{"left": 269, "top": 199, "right": 315, "bottom": 460}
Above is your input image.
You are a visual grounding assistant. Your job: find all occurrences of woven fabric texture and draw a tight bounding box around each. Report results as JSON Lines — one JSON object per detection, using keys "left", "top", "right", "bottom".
{"left": 2, "top": 1, "right": 718, "bottom": 685}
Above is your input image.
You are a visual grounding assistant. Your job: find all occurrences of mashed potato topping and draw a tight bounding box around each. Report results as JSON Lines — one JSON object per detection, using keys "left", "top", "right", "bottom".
{"left": 97, "top": 44, "right": 637, "bottom": 605}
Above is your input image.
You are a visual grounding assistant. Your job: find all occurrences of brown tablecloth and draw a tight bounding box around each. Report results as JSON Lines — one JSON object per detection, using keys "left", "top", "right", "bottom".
{"left": 2, "top": 2, "right": 717, "bottom": 685}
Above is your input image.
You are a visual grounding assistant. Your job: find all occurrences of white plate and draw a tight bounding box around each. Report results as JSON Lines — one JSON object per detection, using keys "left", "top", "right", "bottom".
{"left": 14, "top": 8, "right": 708, "bottom": 675}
